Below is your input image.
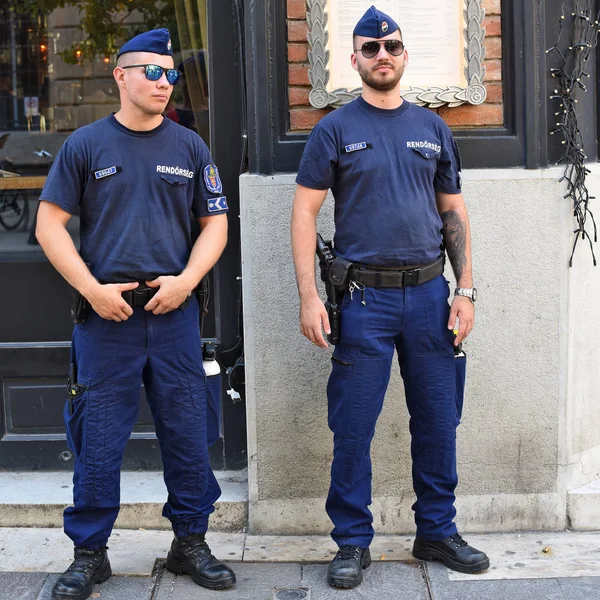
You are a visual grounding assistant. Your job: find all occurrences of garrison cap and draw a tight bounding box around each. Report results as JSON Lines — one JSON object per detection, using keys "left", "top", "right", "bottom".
{"left": 353, "top": 5, "right": 399, "bottom": 39}
{"left": 117, "top": 28, "right": 173, "bottom": 58}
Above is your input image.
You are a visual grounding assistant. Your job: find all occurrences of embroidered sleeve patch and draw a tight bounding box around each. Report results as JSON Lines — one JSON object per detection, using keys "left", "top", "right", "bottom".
{"left": 204, "top": 164, "right": 223, "bottom": 194}
{"left": 207, "top": 196, "right": 228, "bottom": 212}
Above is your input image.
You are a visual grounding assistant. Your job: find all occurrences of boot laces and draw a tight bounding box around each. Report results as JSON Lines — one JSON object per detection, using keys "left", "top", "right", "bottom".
{"left": 446, "top": 533, "right": 468, "bottom": 549}
{"left": 68, "top": 549, "right": 104, "bottom": 576}
{"left": 337, "top": 545, "right": 362, "bottom": 561}
{"left": 182, "top": 535, "right": 212, "bottom": 560}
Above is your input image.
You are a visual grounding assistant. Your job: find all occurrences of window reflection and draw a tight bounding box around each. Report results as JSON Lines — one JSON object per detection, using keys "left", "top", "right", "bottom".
{"left": 0, "top": 0, "right": 209, "bottom": 260}
{"left": 165, "top": 51, "right": 209, "bottom": 143}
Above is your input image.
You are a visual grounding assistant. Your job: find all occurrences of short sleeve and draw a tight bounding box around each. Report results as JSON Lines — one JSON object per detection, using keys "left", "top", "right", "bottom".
{"left": 192, "top": 141, "right": 229, "bottom": 218}
{"left": 296, "top": 122, "right": 338, "bottom": 190}
{"left": 434, "top": 123, "right": 462, "bottom": 195}
{"left": 39, "top": 139, "right": 87, "bottom": 214}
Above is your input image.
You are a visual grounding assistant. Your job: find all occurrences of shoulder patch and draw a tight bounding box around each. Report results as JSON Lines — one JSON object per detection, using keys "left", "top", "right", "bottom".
{"left": 207, "top": 196, "right": 228, "bottom": 213}
{"left": 204, "top": 164, "right": 223, "bottom": 194}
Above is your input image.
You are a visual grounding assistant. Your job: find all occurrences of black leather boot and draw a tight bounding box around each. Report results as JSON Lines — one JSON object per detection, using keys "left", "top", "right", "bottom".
{"left": 413, "top": 533, "right": 490, "bottom": 573}
{"left": 327, "top": 545, "right": 371, "bottom": 589}
{"left": 165, "top": 533, "right": 236, "bottom": 590}
{"left": 51, "top": 547, "right": 111, "bottom": 600}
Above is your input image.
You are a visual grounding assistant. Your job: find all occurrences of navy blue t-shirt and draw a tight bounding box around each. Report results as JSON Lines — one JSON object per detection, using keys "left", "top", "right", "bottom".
{"left": 296, "top": 97, "right": 462, "bottom": 266}
{"left": 40, "top": 115, "right": 228, "bottom": 283}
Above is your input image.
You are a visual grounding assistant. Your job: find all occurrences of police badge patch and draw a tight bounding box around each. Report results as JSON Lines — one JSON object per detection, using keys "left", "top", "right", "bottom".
{"left": 204, "top": 164, "right": 223, "bottom": 194}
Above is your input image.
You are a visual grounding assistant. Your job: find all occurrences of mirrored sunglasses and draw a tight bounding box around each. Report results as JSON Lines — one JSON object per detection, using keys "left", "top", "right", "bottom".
{"left": 355, "top": 40, "right": 405, "bottom": 59}
{"left": 122, "top": 64, "right": 181, "bottom": 85}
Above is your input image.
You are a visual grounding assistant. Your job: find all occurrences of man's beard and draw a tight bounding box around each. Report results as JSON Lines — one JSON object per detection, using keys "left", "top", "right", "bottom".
{"left": 357, "top": 61, "right": 404, "bottom": 92}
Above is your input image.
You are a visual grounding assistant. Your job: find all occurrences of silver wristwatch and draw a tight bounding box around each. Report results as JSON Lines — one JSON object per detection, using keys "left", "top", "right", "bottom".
{"left": 454, "top": 287, "right": 477, "bottom": 303}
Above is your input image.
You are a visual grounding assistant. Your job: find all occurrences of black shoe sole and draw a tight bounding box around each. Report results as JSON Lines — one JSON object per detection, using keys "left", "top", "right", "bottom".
{"left": 413, "top": 547, "right": 490, "bottom": 574}
{"left": 51, "top": 564, "right": 112, "bottom": 600}
{"left": 327, "top": 554, "right": 372, "bottom": 589}
{"left": 165, "top": 555, "right": 236, "bottom": 590}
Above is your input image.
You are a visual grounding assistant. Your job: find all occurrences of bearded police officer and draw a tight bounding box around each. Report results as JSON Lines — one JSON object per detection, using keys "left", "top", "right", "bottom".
{"left": 36, "top": 29, "right": 235, "bottom": 599}
{"left": 291, "top": 6, "right": 489, "bottom": 589}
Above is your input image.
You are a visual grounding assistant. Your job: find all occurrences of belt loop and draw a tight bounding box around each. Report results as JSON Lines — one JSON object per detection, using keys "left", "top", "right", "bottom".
{"left": 375, "top": 272, "right": 381, "bottom": 288}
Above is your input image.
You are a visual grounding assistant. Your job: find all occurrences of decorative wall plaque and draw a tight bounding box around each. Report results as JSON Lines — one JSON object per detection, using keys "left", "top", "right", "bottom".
{"left": 307, "top": 0, "right": 487, "bottom": 109}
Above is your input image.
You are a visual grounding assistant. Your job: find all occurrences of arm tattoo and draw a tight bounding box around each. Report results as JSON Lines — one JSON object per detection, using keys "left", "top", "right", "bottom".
{"left": 440, "top": 210, "right": 467, "bottom": 282}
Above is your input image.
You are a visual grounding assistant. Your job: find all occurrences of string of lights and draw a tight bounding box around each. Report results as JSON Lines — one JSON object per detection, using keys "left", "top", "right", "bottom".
{"left": 547, "top": 0, "right": 600, "bottom": 266}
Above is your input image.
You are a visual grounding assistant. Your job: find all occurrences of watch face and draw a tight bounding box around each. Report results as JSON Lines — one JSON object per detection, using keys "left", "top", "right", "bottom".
{"left": 472, "top": 288, "right": 478, "bottom": 302}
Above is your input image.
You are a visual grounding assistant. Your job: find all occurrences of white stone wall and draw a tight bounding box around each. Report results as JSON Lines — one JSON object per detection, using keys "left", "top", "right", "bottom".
{"left": 562, "top": 165, "right": 600, "bottom": 494}
{"left": 240, "top": 168, "right": 600, "bottom": 535}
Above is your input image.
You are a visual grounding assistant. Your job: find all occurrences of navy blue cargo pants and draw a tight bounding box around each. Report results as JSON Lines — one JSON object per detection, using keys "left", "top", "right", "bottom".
{"left": 63, "top": 296, "right": 220, "bottom": 550}
{"left": 326, "top": 274, "right": 466, "bottom": 548}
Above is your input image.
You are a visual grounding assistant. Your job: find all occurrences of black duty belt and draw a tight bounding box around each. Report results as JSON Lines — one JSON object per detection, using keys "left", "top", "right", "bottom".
{"left": 121, "top": 284, "right": 192, "bottom": 311}
{"left": 349, "top": 255, "right": 445, "bottom": 288}
{"left": 121, "top": 285, "right": 159, "bottom": 308}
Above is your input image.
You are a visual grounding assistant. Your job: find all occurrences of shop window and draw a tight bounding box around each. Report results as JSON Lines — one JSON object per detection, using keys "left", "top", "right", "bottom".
{"left": 0, "top": 0, "right": 209, "bottom": 260}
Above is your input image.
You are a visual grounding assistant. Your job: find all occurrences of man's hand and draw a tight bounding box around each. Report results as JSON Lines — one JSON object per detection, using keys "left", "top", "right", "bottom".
{"left": 300, "top": 295, "right": 331, "bottom": 349}
{"left": 144, "top": 275, "right": 193, "bottom": 315}
{"left": 87, "top": 282, "right": 139, "bottom": 322}
{"left": 448, "top": 295, "right": 474, "bottom": 346}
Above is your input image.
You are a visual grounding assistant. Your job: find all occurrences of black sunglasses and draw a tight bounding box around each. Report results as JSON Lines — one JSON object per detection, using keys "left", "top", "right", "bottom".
{"left": 122, "top": 64, "right": 181, "bottom": 85}
{"left": 355, "top": 40, "right": 405, "bottom": 59}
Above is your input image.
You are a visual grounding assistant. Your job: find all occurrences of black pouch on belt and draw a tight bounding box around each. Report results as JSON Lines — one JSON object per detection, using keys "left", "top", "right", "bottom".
{"left": 70, "top": 288, "right": 90, "bottom": 324}
{"left": 326, "top": 257, "right": 353, "bottom": 345}
{"left": 328, "top": 257, "right": 353, "bottom": 290}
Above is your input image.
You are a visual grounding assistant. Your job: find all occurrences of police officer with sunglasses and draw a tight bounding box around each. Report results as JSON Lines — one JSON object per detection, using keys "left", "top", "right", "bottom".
{"left": 291, "top": 5, "right": 488, "bottom": 589}
{"left": 36, "top": 29, "right": 235, "bottom": 600}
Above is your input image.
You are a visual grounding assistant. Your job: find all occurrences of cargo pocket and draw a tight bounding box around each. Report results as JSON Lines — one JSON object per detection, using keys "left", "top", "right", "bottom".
{"left": 64, "top": 382, "right": 88, "bottom": 461}
{"left": 454, "top": 351, "right": 466, "bottom": 426}
{"left": 327, "top": 353, "right": 354, "bottom": 433}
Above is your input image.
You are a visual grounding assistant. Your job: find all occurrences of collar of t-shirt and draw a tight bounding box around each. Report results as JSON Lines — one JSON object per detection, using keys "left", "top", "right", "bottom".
{"left": 355, "top": 95, "right": 411, "bottom": 118}
{"left": 108, "top": 113, "right": 170, "bottom": 137}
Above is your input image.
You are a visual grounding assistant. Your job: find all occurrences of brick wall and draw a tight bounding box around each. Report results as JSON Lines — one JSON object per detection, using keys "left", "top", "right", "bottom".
{"left": 288, "top": 0, "right": 503, "bottom": 131}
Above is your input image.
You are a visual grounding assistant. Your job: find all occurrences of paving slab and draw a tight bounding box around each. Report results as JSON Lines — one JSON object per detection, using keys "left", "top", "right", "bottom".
{"left": 154, "top": 563, "right": 302, "bottom": 600}
{"left": 556, "top": 577, "right": 600, "bottom": 599}
{"left": 445, "top": 531, "right": 600, "bottom": 581}
{"left": 0, "top": 528, "right": 244, "bottom": 575}
{"left": 243, "top": 535, "right": 336, "bottom": 562}
{"left": 243, "top": 535, "right": 415, "bottom": 563}
{"left": 301, "top": 562, "right": 429, "bottom": 600}
{"left": 427, "top": 562, "right": 564, "bottom": 600}
{"left": 36, "top": 574, "right": 156, "bottom": 600}
{"left": 0, "top": 573, "right": 48, "bottom": 600}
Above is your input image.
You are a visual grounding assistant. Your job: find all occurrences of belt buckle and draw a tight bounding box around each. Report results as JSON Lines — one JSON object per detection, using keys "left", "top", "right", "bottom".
{"left": 133, "top": 286, "right": 151, "bottom": 308}
{"left": 402, "top": 268, "right": 419, "bottom": 287}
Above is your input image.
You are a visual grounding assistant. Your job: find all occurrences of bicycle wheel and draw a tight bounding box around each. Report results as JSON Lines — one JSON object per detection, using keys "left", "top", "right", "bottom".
{"left": 0, "top": 192, "right": 30, "bottom": 230}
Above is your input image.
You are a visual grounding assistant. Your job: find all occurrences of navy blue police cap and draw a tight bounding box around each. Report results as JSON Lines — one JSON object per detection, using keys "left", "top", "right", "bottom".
{"left": 117, "top": 28, "right": 173, "bottom": 58}
{"left": 353, "top": 5, "right": 399, "bottom": 39}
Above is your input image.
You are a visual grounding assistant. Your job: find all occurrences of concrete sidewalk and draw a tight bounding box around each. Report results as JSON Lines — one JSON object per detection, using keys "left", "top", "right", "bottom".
{"left": 2, "top": 529, "right": 600, "bottom": 599}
